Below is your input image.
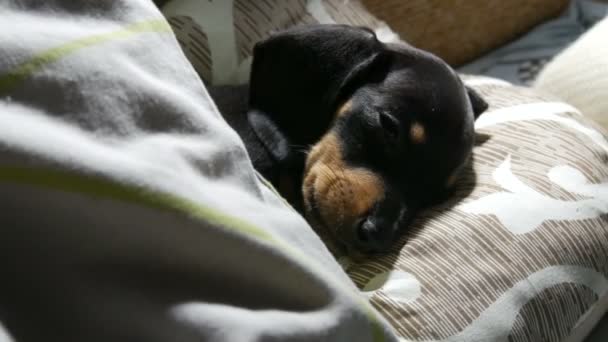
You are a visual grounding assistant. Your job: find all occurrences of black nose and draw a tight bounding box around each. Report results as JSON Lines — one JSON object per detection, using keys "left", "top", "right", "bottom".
{"left": 355, "top": 218, "right": 394, "bottom": 253}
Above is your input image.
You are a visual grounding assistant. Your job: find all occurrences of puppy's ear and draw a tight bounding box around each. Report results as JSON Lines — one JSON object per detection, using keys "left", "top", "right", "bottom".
{"left": 334, "top": 51, "right": 391, "bottom": 105}
{"left": 466, "top": 86, "right": 489, "bottom": 119}
{"left": 247, "top": 109, "right": 291, "bottom": 165}
{"left": 248, "top": 25, "right": 386, "bottom": 137}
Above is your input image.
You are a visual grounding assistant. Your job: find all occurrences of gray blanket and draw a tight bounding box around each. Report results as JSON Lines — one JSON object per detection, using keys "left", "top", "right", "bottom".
{"left": 0, "top": 1, "right": 396, "bottom": 341}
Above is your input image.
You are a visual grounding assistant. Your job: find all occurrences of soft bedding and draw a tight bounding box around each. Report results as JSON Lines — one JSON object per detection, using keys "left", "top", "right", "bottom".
{"left": 341, "top": 76, "right": 608, "bottom": 342}
{"left": 162, "top": 2, "right": 608, "bottom": 341}
{"left": 534, "top": 16, "right": 608, "bottom": 130}
{"left": 2, "top": 1, "right": 608, "bottom": 342}
{"left": 0, "top": 1, "right": 396, "bottom": 341}
{"left": 459, "top": 0, "right": 608, "bottom": 85}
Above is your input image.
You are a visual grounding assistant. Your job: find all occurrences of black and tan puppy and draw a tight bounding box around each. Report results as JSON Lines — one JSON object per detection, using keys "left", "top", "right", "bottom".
{"left": 212, "top": 24, "right": 488, "bottom": 255}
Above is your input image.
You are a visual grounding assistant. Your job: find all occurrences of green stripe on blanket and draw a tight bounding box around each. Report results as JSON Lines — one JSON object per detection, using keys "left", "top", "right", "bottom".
{"left": 0, "top": 166, "right": 387, "bottom": 342}
{"left": 0, "top": 19, "right": 171, "bottom": 93}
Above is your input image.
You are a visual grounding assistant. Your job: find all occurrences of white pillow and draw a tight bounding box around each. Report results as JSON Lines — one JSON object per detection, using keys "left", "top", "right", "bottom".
{"left": 535, "top": 17, "right": 608, "bottom": 130}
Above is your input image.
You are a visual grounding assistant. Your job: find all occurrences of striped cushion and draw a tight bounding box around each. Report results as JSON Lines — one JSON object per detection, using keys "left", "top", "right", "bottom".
{"left": 340, "top": 76, "right": 608, "bottom": 342}
{"left": 161, "top": 0, "right": 399, "bottom": 85}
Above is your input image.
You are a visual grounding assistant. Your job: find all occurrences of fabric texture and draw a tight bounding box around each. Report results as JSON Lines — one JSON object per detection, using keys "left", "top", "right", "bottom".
{"left": 162, "top": 2, "right": 608, "bottom": 340}
{"left": 361, "top": 0, "right": 569, "bottom": 66}
{"left": 460, "top": 0, "right": 608, "bottom": 86}
{"left": 0, "top": 1, "right": 396, "bottom": 341}
{"left": 161, "top": 0, "right": 401, "bottom": 85}
{"left": 338, "top": 76, "right": 608, "bottom": 342}
{"left": 534, "top": 16, "right": 608, "bottom": 131}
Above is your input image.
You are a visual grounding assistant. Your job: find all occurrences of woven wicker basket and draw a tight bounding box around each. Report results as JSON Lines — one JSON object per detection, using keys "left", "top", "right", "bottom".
{"left": 362, "top": 0, "right": 569, "bottom": 66}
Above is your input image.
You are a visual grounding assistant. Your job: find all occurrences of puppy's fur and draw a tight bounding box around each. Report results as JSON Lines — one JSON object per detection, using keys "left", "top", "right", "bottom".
{"left": 210, "top": 25, "right": 488, "bottom": 255}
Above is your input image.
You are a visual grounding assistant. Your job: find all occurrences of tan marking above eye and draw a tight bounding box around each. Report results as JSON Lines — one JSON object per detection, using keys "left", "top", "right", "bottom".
{"left": 410, "top": 122, "right": 426, "bottom": 144}
{"left": 336, "top": 99, "right": 353, "bottom": 117}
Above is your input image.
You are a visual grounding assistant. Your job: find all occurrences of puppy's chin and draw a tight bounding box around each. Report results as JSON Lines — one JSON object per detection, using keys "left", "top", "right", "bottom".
{"left": 302, "top": 174, "right": 381, "bottom": 259}
{"left": 302, "top": 210, "right": 348, "bottom": 256}
{"left": 302, "top": 166, "right": 359, "bottom": 256}
{"left": 302, "top": 206, "right": 370, "bottom": 261}
{"left": 301, "top": 173, "right": 349, "bottom": 249}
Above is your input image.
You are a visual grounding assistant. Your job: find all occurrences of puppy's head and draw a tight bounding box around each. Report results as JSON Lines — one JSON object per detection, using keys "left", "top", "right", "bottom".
{"left": 250, "top": 25, "right": 488, "bottom": 255}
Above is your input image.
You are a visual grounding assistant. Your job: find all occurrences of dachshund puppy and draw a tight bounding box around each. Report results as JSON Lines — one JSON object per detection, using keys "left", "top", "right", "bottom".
{"left": 212, "top": 24, "right": 488, "bottom": 255}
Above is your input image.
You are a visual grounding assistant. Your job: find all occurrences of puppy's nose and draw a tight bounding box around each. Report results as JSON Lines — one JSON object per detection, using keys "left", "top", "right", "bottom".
{"left": 355, "top": 218, "right": 394, "bottom": 253}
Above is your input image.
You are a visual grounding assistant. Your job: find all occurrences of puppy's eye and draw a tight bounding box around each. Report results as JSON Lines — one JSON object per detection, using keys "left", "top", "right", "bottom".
{"left": 379, "top": 112, "right": 400, "bottom": 142}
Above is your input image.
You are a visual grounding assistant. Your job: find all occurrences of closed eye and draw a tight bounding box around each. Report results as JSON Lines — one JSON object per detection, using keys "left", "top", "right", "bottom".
{"left": 379, "top": 111, "right": 400, "bottom": 142}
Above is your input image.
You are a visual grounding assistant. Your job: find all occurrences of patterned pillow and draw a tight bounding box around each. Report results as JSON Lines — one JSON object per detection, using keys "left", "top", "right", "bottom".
{"left": 161, "top": 0, "right": 400, "bottom": 85}
{"left": 161, "top": 3, "right": 608, "bottom": 339}
{"left": 340, "top": 76, "right": 608, "bottom": 342}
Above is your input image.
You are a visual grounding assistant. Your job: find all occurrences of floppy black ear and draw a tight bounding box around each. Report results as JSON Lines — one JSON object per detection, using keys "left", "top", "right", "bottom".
{"left": 247, "top": 109, "right": 292, "bottom": 165}
{"left": 466, "top": 86, "right": 489, "bottom": 119}
{"left": 333, "top": 51, "right": 391, "bottom": 107}
{"left": 248, "top": 25, "right": 386, "bottom": 147}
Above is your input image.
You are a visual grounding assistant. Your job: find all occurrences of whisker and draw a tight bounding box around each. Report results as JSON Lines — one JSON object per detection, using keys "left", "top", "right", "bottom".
{"left": 289, "top": 144, "right": 310, "bottom": 155}
{"left": 289, "top": 144, "right": 307, "bottom": 150}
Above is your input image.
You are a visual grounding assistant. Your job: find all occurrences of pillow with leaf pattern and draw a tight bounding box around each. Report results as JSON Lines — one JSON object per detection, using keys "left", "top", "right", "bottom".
{"left": 342, "top": 76, "right": 608, "bottom": 342}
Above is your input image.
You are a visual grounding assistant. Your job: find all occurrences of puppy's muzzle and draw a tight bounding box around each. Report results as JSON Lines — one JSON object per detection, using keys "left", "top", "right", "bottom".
{"left": 303, "top": 132, "right": 407, "bottom": 254}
